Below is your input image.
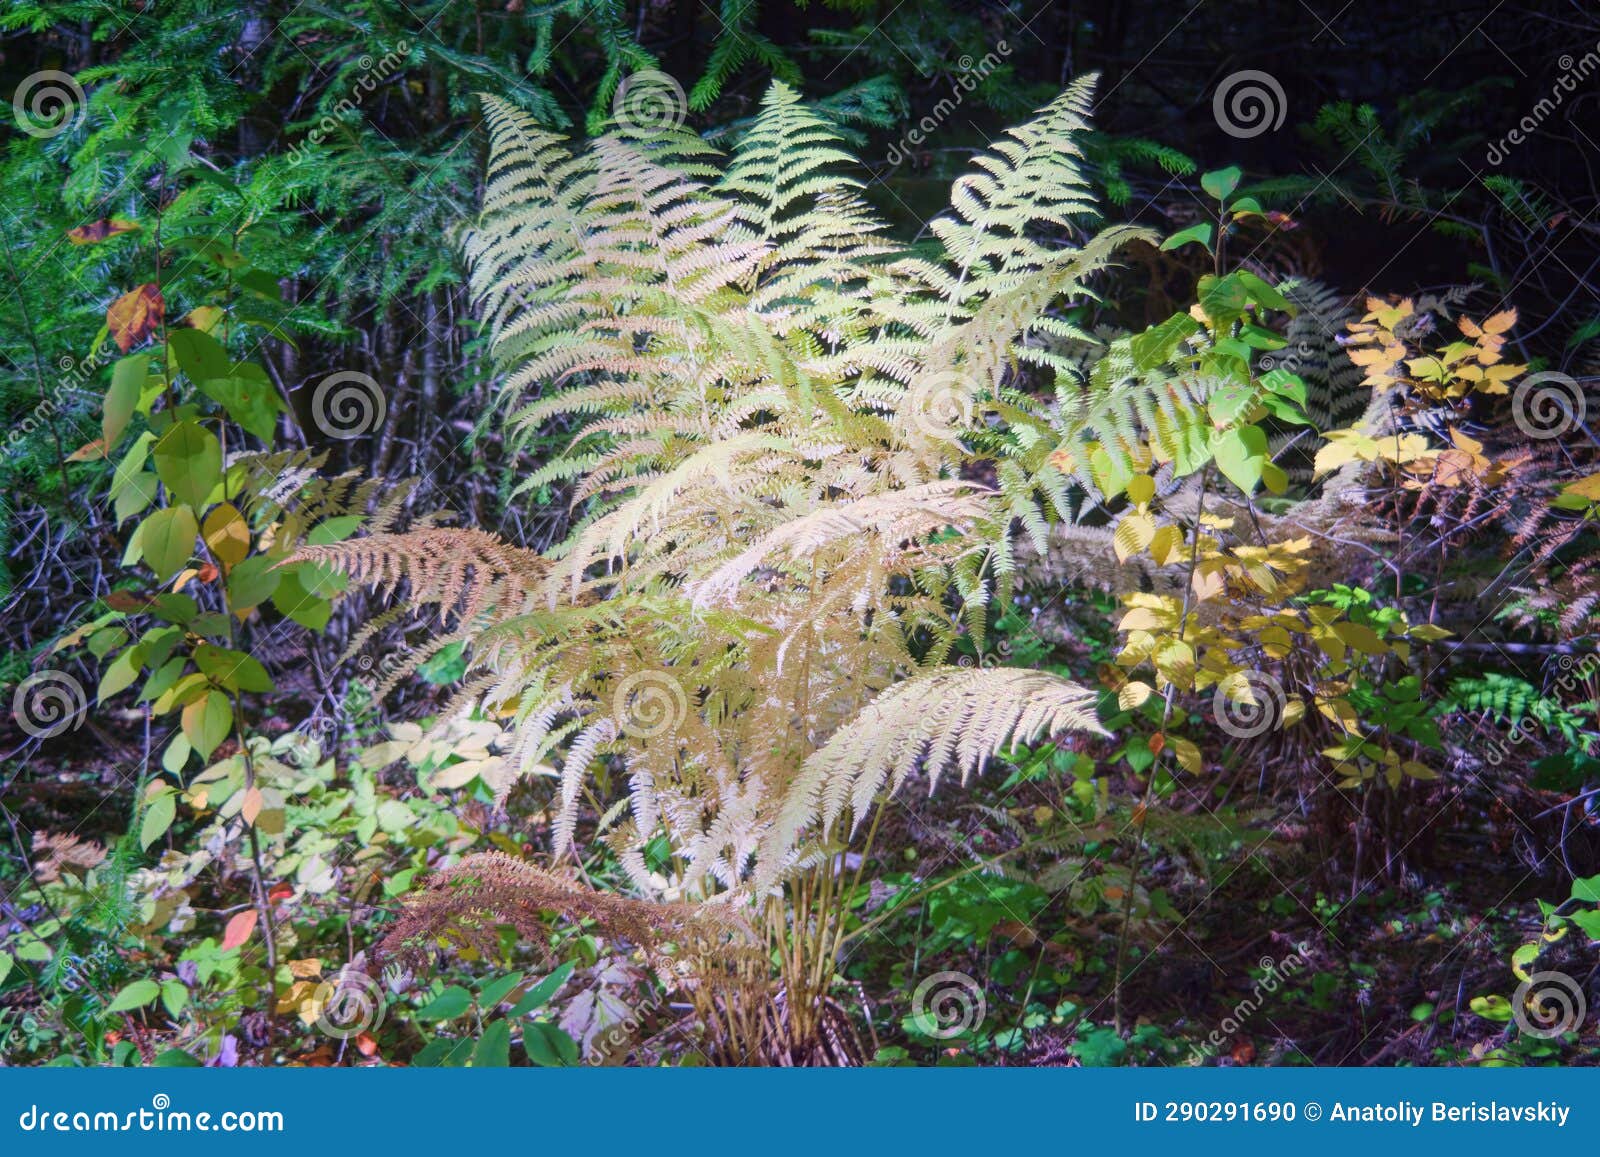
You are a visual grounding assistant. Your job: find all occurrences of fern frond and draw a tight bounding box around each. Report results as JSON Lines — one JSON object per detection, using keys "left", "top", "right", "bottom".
{"left": 756, "top": 668, "right": 1106, "bottom": 888}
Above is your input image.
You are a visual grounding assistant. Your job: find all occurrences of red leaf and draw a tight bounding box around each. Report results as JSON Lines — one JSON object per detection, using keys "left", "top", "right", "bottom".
{"left": 107, "top": 283, "right": 164, "bottom": 353}
{"left": 268, "top": 881, "right": 294, "bottom": 906}
{"left": 221, "top": 909, "right": 258, "bottom": 951}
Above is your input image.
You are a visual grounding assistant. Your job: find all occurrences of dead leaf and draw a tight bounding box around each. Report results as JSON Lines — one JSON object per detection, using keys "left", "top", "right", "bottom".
{"left": 107, "top": 283, "right": 164, "bottom": 353}
{"left": 68, "top": 217, "right": 139, "bottom": 245}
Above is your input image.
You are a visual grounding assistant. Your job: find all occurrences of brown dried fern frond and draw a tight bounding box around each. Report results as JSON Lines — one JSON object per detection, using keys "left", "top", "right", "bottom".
{"left": 291, "top": 528, "right": 549, "bottom": 631}
{"left": 379, "top": 852, "right": 764, "bottom": 993}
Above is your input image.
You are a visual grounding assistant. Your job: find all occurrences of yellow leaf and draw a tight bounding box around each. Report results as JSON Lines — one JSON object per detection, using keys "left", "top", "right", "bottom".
{"left": 202, "top": 503, "right": 251, "bottom": 569}
{"left": 1168, "top": 735, "right": 1203, "bottom": 774}
{"left": 1481, "top": 309, "right": 1517, "bottom": 335}
{"left": 1149, "top": 524, "right": 1184, "bottom": 565}
{"left": 1118, "top": 680, "right": 1154, "bottom": 710}
{"left": 1126, "top": 474, "right": 1156, "bottom": 505}
{"left": 1333, "top": 621, "right": 1387, "bottom": 655}
{"left": 1113, "top": 512, "right": 1156, "bottom": 562}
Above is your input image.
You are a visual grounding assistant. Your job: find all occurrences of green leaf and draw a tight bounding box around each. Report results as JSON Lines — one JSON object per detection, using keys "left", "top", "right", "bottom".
{"left": 1212, "top": 424, "right": 1268, "bottom": 493}
{"left": 1567, "top": 908, "right": 1600, "bottom": 941}
{"left": 1237, "top": 270, "right": 1293, "bottom": 314}
{"left": 226, "top": 554, "right": 282, "bottom": 613}
{"left": 153, "top": 1047, "right": 202, "bottom": 1067}
{"left": 1571, "top": 874, "right": 1600, "bottom": 903}
{"left": 194, "top": 644, "right": 273, "bottom": 694}
{"left": 1200, "top": 165, "right": 1242, "bottom": 202}
{"left": 138, "top": 506, "right": 198, "bottom": 583}
{"left": 472, "top": 1019, "right": 512, "bottom": 1067}
{"left": 523, "top": 1021, "right": 579, "bottom": 1066}
{"left": 153, "top": 421, "right": 221, "bottom": 510}
{"left": 103, "top": 356, "right": 147, "bottom": 449}
{"left": 98, "top": 646, "right": 145, "bottom": 702}
{"left": 415, "top": 985, "right": 473, "bottom": 1022}
{"left": 477, "top": 972, "right": 526, "bottom": 1010}
{"left": 510, "top": 961, "right": 575, "bottom": 1017}
{"left": 182, "top": 690, "right": 233, "bottom": 760}
{"left": 1130, "top": 313, "right": 1201, "bottom": 371}
{"left": 140, "top": 791, "right": 176, "bottom": 851}
{"left": 238, "top": 269, "right": 284, "bottom": 300}
{"left": 169, "top": 328, "right": 232, "bottom": 383}
{"left": 1159, "top": 222, "right": 1212, "bottom": 253}
{"left": 1197, "top": 273, "right": 1249, "bottom": 328}
{"left": 161, "top": 979, "right": 189, "bottom": 1017}
{"left": 307, "top": 516, "right": 363, "bottom": 546}
{"left": 200, "top": 364, "right": 285, "bottom": 444}
{"left": 108, "top": 978, "right": 162, "bottom": 1012}
{"left": 272, "top": 568, "right": 331, "bottom": 631}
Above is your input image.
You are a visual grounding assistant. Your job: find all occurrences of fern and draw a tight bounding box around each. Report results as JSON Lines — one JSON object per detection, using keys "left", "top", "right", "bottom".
{"left": 303, "top": 76, "right": 1137, "bottom": 1059}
